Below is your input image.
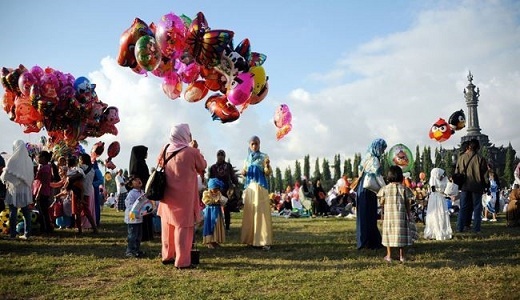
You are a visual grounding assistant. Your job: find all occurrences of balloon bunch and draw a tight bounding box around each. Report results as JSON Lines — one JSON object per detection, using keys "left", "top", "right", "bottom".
{"left": 273, "top": 104, "right": 292, "bottom": 140}
{"left": 117, "top": 11, "right": 268, "bottom": 123}
{"left": 428, "top": 109, "right": 466, "bottom": 143}
{"left": 1, "top": 64, "right": 120, "bottom": 148}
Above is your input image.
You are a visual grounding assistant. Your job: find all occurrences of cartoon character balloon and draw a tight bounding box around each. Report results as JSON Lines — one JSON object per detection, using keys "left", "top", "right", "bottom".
{"left": 205, "top": 93, "right": 239, "bottom": 123}
{"left": 226, "top": 72, "right": 253, "bottom": 106}
{"left": 448, "top": 109, "right": 466, "bottom": 131}
{"left": 105, "top": 141, "right": 121, "bottom": 170}
{"left": 429, "top": 118, "right": 452, "bottom": 142}
{"left": 387, "top": 144, "right": 414, "bottom": 173}
{"left": 274, "top": 104, "right": 292, "bottom": 140}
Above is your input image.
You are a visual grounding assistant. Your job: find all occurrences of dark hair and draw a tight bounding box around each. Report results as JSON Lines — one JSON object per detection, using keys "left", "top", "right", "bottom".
{"left": 468, "top": 139, "right": 480, "bottom": 151}
{"left": 387, "top": 165, "right": 403, "bottom": 183}
{"left": 80, "top": 153, "right": 92, "bottom": 166}
{"left": 39, "top": 151, "right": 52, "bottom": 162}
{"left": 67, "top": 156, "right": 78, "bottom": 168}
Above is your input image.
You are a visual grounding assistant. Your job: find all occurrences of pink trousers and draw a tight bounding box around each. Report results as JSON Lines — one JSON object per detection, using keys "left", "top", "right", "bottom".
{"left": 161, "top": 220, "right": 194, "bottom": 268}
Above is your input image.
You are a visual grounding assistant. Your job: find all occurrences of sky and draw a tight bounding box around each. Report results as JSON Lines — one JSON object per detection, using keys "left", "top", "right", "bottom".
{"left": 1, "top": 0, "right": 519, "bottom": 175}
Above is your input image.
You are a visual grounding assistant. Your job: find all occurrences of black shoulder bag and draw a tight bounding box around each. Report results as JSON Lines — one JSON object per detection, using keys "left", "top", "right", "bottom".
{"left": 145, "top": 144, "right": 181, "bottom": 200}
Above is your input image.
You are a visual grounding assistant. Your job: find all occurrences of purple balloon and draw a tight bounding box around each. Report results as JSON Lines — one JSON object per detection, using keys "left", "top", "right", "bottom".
{"left": 18, "top": 72, "right": 37, "bottom": 96}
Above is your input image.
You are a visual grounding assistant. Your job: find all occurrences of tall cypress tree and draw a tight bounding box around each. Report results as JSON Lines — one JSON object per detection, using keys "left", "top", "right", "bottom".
{"left": 333, "top": 154, "right": 341, "bottom": 182}
{"left": 294, "top": 160, "right": 302, "bottom": 182}
{"left": 313, "top": 157, "right": 321, "bottom": 181}
{"left": 275, "top": 167, "right": 283, "bottom": 192}
{"left": 303, "top": 155, "right": 310, "bottom": 179}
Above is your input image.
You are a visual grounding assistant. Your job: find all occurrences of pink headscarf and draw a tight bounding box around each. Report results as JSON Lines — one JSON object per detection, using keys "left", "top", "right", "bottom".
{"left": 166, "top": 123, "right": 191, "bottom": 153}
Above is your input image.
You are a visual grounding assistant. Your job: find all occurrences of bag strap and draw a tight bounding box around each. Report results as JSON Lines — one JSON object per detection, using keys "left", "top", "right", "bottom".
{"left": 159, "top": 144, "right": 183, "bottom": 168}
{"left": 462, "top": 153, "right": 477, "bottom": 175}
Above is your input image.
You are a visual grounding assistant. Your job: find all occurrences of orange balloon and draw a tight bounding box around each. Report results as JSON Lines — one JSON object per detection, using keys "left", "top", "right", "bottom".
{"left": 184, "top": 80, "right": 209, "bottom": 103}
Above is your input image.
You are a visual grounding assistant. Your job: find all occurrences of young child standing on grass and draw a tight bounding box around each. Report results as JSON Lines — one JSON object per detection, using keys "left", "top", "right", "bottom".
{"left": 377, "top": 165, "right": 415, "bottom": 263}
{"left": 201, "top": 178, "right": 228, "bottom": 249}
{"left": 124, "top": 175, "right": 145, "bottom": 258}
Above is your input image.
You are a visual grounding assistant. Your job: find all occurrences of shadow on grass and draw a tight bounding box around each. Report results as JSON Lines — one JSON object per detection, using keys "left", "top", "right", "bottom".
{"left": 1, "top": 211, "right": 519, "bottom": 272}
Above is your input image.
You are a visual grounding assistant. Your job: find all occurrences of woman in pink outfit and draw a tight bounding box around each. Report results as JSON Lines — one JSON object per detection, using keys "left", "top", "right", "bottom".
{"left": 157, "top": 123, "right": 207, "bottom": 269}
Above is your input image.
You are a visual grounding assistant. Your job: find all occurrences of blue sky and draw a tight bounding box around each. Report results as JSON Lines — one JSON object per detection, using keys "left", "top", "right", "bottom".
{"left": 1, "top": 0, "right": 519, "bottom": 177}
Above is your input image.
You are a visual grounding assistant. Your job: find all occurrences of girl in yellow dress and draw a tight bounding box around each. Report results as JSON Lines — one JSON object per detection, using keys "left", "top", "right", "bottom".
{"left": 202, "top": 178, "right": 227, "bottom": 248}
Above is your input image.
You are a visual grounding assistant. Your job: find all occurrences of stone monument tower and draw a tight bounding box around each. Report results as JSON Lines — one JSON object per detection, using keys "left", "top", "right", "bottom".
{"left": 460, "top": 71, "right": 490, "bottom": 147}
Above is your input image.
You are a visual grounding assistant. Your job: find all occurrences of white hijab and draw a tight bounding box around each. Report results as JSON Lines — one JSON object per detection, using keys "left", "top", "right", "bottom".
{"left": 429, "top": 168, "right": 448, "bottom": 192}
{"left": 0, "top": 140, "right": 34, "bottom": 189}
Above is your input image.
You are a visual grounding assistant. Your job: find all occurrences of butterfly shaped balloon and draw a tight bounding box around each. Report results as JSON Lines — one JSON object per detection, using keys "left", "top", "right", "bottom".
{"left": 185, "top": 12, "right": 234, "bottom": 68}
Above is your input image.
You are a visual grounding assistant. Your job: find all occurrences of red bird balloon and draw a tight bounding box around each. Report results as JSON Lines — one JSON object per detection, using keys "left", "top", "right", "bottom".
{"left": 429, "top": 118, "right": 453, "bottom": 142}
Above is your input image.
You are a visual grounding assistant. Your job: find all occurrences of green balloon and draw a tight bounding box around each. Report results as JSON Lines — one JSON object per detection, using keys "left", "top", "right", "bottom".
{"left": 387, "top": 143, "right": 414, "bottom": 173}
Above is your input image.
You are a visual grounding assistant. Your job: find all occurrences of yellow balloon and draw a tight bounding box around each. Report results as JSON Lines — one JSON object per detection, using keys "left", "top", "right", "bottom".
{"left": 249, "top": 66, "right": 266, "bottom": 95}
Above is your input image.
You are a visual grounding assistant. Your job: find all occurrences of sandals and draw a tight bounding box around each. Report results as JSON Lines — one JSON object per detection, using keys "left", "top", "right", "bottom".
{"left": 383, "top": 256, "right": 392, "bottom": 263}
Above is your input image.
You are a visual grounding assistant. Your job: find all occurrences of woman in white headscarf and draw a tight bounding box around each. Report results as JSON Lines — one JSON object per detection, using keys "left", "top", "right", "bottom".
{"left": 0, "top": 140, "right": 34, "bottom": 239}
{"left": 423, "top": 168, "right": 453, "bottom": 240}
{"left": 157, "top": 123, "right": 207, "bottom": 269}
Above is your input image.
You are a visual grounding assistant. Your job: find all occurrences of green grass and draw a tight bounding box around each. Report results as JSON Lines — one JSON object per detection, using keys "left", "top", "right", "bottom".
{"left": 1, "top": 209, "right": 519, "bottom": 300}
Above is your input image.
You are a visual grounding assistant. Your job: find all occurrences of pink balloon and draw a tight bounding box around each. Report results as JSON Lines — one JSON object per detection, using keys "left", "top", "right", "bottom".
{"left": 30, "top": 65, "right": 44, "bottom": 80}
{"left": 226, "top": 72, "right": 254, "bottom": 106}
{"left": 155, "top": 12, "right": 187, "bottom": 59}
{"left": 162, "top": 72, "right": 182, "bottom": 100}
{"left": 18, "top": 72, "right": 37, "bottom": 96}
{"left": 40, "top": 73, "right": 59, "bottom": 98}
{"left": 175, "top": 60, "right": 200, "bottom": 84}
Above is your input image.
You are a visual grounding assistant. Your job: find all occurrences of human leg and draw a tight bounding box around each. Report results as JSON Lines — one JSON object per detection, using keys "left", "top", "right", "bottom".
{"left": 161, "top": 219, "right": 175, "bottom": 262}
{"left": 174, "top": 226, "right": 194, "bottom": 268}
{"left": 8, "top": 204, "right": 18, "bottom": 238}
{"left": 20, "top": 205, "right": 32, "bottom": 237}
{"left": 472, "top": 192, "right": 483, "bottom": 232}
{"left": 37, "top": 195, "right": 53, "bottom": 233}
{"left": 126, "top": 224, "right": 138, "bottom": 255}
{"left": 456, "top": 191, "right": 470, "bottom": 232}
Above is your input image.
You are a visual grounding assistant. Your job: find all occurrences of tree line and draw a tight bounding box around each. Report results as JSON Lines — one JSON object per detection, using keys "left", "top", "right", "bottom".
{"left": 267, "top": 144, "right": 519, "bottom": 193}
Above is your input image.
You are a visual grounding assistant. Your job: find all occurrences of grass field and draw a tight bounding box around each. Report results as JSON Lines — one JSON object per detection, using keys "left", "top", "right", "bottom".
{"left": 1, "top": 209, "right": 519, "bottom": 300}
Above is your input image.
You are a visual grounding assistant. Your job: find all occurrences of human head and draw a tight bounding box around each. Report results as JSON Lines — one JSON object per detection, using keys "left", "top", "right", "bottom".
{"left": 129, "top": 175, "right": 142, "bottom": 189}
{"left": 131, "top": 145, "right": 148, "bottom": 160}
{"left": 429, "top": 168, "right": 446, "bottom": 190}
{"left": 168, "top": 123, "right": 192, "bottom": 152}
{"left": 37, "top": 151, "right": 51, "bottom": 164}
{"left": 468, "top": 139, "right": 480, "bottom": 152}
{"left": 117, "top": 169, "right": 123, "bottom": 175}
{"left": 67, "top": 156, "right": 78, "bottom": 168}
{"left": 79, "top": 153, "right": 92, "bottom": 166}
{"left": 368, "top": 138, "right": 387, "bottom": 158}
{"left": 216, "top": 149, "right": 226, "bottom": 163}
{"left": 249, "top": 136, "right": 260, "bottom": 153}
{"left": 207, "top": 178, "right": 223, "bottom": 192}
{"left": 387, "top": 165, "right": 403, "bottom": 183}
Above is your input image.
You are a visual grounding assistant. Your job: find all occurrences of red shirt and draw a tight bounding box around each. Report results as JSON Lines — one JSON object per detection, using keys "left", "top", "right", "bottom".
{"left": 34, "top": 164, "right": 52, "bottom": 197}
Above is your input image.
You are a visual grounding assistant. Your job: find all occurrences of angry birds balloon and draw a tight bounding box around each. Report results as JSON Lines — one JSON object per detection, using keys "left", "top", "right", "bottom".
{"left": 448, "top": 109, "right": 466, "bottom": 131}
{"left": 429, "top": 118, "right": 453, "bottom": 142}
{"left": 274, "top": 104, "right": 292, "bottom": 140}
{"left": 387, "top": 143, "right": 414, "bottom": 172}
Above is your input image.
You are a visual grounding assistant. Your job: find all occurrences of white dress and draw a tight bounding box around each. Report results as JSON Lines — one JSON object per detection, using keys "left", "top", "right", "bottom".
{"left": 424, "top": 168, "right": 452, "bottom": 240}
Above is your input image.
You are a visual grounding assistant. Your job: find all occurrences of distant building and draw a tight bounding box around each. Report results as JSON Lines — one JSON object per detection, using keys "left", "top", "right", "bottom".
{"left": 460, "top": 72, "right": 510, "bottom": 171}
